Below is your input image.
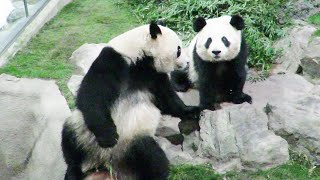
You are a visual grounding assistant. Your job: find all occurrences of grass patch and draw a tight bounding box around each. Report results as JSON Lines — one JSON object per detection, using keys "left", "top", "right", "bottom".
{"left": 170, "top": 162, "right": 320, "bottom": 180}
{"left": 309, "top": 12, "right": 320, "bottom": 37}
{"left": 125, "top": 0, "right": 291, "bottom": 71}
{"left": 170, "top": 150, "right": 320, "bottom": 179}
{"left": 309, "top": 13, "right": 320, "bottom": 25}
{"left": 170, "top": 164, "right": 221, "bottom": 180}
{"left": 0, "top": 0, "right": 138, "bottom": 107}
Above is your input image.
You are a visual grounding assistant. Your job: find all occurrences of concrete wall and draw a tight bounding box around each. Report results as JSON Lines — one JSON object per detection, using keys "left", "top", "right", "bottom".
{"left": 0, "top": 0, "right": 73, "bottom": 67}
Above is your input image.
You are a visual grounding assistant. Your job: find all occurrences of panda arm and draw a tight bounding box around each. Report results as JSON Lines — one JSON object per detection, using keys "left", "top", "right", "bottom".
{"left": 151, "top": 73, "right": 200, "bottom": 121}
{"left": 76, "top": 47, "right": 128, "bottom": 148}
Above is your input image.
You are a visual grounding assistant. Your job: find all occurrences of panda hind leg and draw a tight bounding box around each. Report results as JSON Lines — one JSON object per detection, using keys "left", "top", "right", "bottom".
{"left": 123, "top": 136, "right": 169, "bottom": 180}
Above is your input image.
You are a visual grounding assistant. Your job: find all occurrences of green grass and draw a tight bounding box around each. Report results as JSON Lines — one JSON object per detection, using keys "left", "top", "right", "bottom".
{"left": 170, "top": 162, "right": 320, "bottom": 180}
{"left": 309, "top": 12, "right": 320, "bottom": 37}
{"left": 125, "top": 0, "right": 291, "bottom": 71}
{"left": 0, "top": 0, "right": 138, "bottom": 107}
{"left": 309, "top": 13, "right": 320, "bottom": 26}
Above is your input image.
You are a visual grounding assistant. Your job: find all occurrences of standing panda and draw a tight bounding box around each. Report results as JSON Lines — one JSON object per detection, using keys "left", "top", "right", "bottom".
{"left": 62, "top": 22, "right": 200, "bottom": 180}
{"left": 171, "top": 15, "right": 252, "bottom": 110}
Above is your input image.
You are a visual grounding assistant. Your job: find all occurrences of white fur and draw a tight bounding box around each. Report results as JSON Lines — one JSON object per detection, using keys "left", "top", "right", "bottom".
{"left": 65, "top": 91, "right": 161, "bottom": 172}
{"left": 111, "top": 91, "right": 161, "bottom": 141}
{"left": 65, "top": 110, "right": 112, "bottom": 172}
{"left": 175, "top": 47, "right": 189, "bottom": 70}
{"left": 107, "top": 24, "right": 182, "bottom": 73}
{"left": 189, "top": 15, "right": 241, "bottom": 63}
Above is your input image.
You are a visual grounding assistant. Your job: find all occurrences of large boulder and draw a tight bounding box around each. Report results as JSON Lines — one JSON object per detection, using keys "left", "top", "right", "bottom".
{"left": 158, "top": 73, "right": 320, "bottom": 171}
{"left": 0, "top": 74, "right": 71, "bottom": 179}
{"left": 157, "top": 104, "right": 289, "bottom": 173}
{"left": 69, "top": 43, "right": 107, "bottom": 76}
{"left": 245, "top": 73, "right": 320, "bottom": 162}
{"left": 275, "top": 21, "right": 320, "bottom": 75}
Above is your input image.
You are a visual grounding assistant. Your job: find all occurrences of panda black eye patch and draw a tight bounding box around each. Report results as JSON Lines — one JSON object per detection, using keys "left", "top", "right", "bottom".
{"left": 222, "top": 36, "right": 230, "bottom": 47}
{"left": 204, "top": 37, "right": 212, "bottom": 49}
{"left": 177, "top": 46, "right": 181, "bottom": 57}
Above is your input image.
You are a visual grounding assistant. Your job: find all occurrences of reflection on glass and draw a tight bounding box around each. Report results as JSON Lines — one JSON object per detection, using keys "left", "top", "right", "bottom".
{"left": 0, "top": 0, "right": 49, "bottom": 55}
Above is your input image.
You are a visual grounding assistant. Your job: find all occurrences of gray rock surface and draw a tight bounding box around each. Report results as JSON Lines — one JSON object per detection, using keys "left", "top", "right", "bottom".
{"left": 275, "top": 21, "right": 320, "bottom": 74}
{"left": 246, "top": 73, "right": 320, "bottom": 162}
{"left": 69, "top": 43, "right": 107, "bottom": 75}
{"left": 158, "top": 104, "right": 289, "bottom": 173}
{"left": 67, "top": 74, "right": 83, "bottom": 96}
{"left": 301, "top": 57, "right": 320, "bottom": 84}
{"left": 158, "top": 73, "right": 320, "bottom": 171}
{"left": 285, "top": 0, "right": 320, "bottom": 21}
{"left": 0, "top": 74, "right": 71, "bottom": 179}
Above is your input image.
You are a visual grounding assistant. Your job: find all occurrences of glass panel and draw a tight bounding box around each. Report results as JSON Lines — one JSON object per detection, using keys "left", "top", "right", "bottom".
{"left": 0, "top": 0, "right": 50, "bottom": 55}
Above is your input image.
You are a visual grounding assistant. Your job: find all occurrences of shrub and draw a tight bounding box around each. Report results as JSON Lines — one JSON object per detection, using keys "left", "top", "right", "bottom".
{"left": 126, "top": 0, "right": 290, "bottom": 70}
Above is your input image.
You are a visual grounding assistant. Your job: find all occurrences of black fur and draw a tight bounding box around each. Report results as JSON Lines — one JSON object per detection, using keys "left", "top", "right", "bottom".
{"left": 193, "top": 17, "right": 207, "bottom": 32}
{"left": 230, "top": 15, "right": 245, "bottom": 30}
{"left": 122, "top": 136, "right": 169, "bottom": 180}
{"left": 170, "top": 68, "right": 192, "bottom": 92}
{"left": 63, "top": 47, "right": 200, "bottom": 179}
{"left": 222, "top": 36, "right": 230, "bottom": 47}
{"left": 204, "top": 37, "right": 212, "bottom": 49}
{"left": 193, "top": 35, "right": 252, "bottom": 110}
{"left": 62, "top": 125, "right": 86, "bottom": 180}
{"left": 150, "top": 21, "right": 162, "bottom": 39}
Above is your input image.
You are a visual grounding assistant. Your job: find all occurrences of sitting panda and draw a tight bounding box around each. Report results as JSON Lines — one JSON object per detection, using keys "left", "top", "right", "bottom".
{"left": 171, "top": 15, "right": 252, "bottom": 110}
{"left": 62, "top": 22, "right": 200, "bottom": 180}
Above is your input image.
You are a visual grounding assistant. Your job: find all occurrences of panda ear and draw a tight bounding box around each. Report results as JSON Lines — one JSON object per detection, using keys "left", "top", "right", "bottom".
{"left": 193, "top": 17, "right": 206, "bottom": 32}
{"left": 155, "top": 19, "right": 166, "bottom": 26}
{"left": 230, "top": 15, "right": 245, "bottom": 30}
{"left": 150, "top": 21, "right": 162, "bottom": 39}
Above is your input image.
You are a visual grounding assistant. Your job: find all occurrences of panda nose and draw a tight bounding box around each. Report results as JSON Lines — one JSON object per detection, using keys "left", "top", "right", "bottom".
{"left": 212, "top": 51, "right": 221, "bottom": 55}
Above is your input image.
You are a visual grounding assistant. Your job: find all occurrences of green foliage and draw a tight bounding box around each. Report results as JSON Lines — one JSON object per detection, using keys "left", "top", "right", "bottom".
{"left": 127, "top": 0, "right": 290, "bottom": 70}
{"left": 0, "top": 0, "right": 138, "bottom": 107}
{"left": 309, "top": 12, "right": 320, "bottom": 25}
{"left": 170, "top": 164, "right": 221, "bottom": 180}
{"left": 309, "top": 13, "right": 320, "bottom": 37}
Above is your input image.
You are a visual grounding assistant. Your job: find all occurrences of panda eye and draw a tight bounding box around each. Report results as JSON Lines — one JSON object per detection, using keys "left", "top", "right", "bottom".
{"left": 177, "top": 46, "right": 181, "bottom": 58}
{"left": 204, "top": 37, "right": 212, "bottom": 49}
{"left": 222, "top": 36, "right": 230, "bottom": 47}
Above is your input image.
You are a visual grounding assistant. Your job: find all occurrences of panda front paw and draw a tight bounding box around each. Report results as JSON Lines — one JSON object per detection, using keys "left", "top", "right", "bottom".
{"left": 232, "top": 93, "right": 252, "bottom": 104}
{"left": 181, "top": 106, "right": 201, "bottom": 121}
{"left": 96, "top": 130, "right": 119, "bottom": 148}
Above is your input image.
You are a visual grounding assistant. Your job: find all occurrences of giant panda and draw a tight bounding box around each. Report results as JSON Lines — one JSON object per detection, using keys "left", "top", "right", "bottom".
{"left": 61, "top": 22, "right": 201, "bottom": 180}
{"left": 171, "top": 15, "right": 252, "bottom": 110}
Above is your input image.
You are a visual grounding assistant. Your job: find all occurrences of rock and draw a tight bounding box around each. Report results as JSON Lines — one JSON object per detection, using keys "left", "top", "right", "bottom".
{"left": 301, "top": 57, "right": 320, "bottom": 84}
{"left": 275, "top": 22, "right": 320, "bottom": 74}
{"left": 244, "top": 73, "right": 314, "bottom": 108}
{"left": 156, "top": 137, "right": 208, "bottom": 166}
{"left": 67, "top": 75, "right": 83, "bottom": 96}
{"left": 177, "top": 89, "right": 199, "bottom": 106}
{"left": 196, "top": 104, "right": 289, "bottom": 172}
{"left": 284, "top": 0, "right": 320, "bottom": 21}
{"left": 69, "top": 43, "right": 107, "bottom": 75}
{"left": 0, "top": 74, "right": 71, "bottom": 179}
{"left": 245, "top": 73, "right": 320, "bottom": 162}
{"left": 156, "top": 116, "right": 184, "bottom": 145}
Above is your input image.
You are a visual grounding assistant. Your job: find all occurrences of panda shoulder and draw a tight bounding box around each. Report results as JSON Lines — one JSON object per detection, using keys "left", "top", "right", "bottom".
{"left": 89, "top": 46, "right": 128, "bottom": 73}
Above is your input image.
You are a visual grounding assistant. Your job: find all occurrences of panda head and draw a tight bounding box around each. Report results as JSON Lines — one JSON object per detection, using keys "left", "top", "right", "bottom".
{"left": 193, "top": 15, "right": 244, "bottom": 62}
{"left": 108, "top": 22, "right": 183, "bottom": 73}
{"left": 146, "top": 21, "right": 184, "bottom": 72}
